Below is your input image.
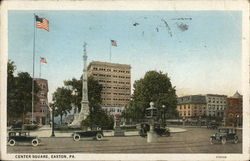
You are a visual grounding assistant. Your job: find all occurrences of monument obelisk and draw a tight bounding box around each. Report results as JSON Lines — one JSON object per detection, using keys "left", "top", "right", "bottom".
{"left": 70, "top": 42, "right": 90, "bottom": 127}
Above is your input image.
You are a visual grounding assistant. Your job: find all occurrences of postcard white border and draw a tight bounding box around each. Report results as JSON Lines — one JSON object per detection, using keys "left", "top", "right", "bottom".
{"left": 1, "top": 0, "right": 249, "bottom": 160}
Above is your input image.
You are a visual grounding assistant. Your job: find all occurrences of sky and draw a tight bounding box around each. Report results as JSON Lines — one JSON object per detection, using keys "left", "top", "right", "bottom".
{"left": 8, "top": 10, "right": 242, "bottom": 101}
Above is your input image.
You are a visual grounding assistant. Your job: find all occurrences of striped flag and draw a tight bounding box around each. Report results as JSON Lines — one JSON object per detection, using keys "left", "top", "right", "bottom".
{"left": 111, "top": 40, "right": 117, "bottom": 47}
{"left": 40, "top": 57, "right": 47, "bottom": 63}
{"left": 35, "top": 15, "right": 49, "bottom": 31}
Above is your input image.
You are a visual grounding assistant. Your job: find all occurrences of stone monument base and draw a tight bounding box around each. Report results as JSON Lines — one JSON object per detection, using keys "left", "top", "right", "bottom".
{"left": 69, "top": 110, "right": 87, "bottom": 128}
{"left": 147, "top": 131, "right": 157, "bottom": 143}
{"left": 114, "top": 127, "right": 125, "bottom": 136}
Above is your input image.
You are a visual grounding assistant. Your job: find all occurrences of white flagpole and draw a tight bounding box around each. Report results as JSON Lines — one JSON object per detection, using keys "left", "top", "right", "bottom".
{"left": 32, "top": 14, "right": 37, "bottom": 124}
{"left": 109, "top": 40, "right": 112, "bottom": 63}
{"left": 39, "top": 57, "right": 41, "bottom": 78}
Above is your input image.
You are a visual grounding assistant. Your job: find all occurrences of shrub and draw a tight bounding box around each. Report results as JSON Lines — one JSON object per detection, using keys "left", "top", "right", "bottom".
{"left": 23, "top": 124, "right": 39, "bottom": 130}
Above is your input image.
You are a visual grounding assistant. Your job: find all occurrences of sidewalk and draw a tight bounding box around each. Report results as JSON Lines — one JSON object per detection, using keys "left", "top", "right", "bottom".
{"left": 30, "top": 126, "right": 187, "bottom": 138}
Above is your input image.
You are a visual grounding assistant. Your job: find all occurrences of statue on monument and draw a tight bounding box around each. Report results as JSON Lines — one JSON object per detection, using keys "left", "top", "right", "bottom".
{"left": 70, "top": 43, "right": 90, "bottom": 127}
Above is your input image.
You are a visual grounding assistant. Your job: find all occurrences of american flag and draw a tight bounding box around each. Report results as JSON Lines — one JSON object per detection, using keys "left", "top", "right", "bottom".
{"left": 35, "top": 15, "right": 49, "bottom": 31}
{"left": 111, "top": 40, "right": 117, "bottom": 47}
{"left": 40, "top": 57, "right": 47, "bottom": 63}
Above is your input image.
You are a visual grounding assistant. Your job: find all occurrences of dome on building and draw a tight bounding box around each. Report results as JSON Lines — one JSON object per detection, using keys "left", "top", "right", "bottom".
{"left": 232, "top": 91, "right": 242, "bottom": 98}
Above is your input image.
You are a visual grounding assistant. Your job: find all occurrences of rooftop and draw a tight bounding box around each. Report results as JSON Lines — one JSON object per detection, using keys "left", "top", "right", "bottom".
{"left": 177, "top": 95, "right": 206, "bottom": 104}
{"left": 88, "top": 61, "right": 131, "bottom": 69}
{"left": 232, "top": 91, "right": 242, "bottom": 99}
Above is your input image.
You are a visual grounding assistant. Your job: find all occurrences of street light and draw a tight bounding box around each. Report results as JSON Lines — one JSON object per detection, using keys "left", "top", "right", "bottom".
{"left": 183, "top": 116, "right": 186, "bottom": 126}
{"left": 236, "top": 114, "right": 240, "bottom": 128}
{"left": 50, "top": 105, "right": 57, "bottom": 137}
{"left": 162, "top": 105, "right": 166, "bottom": 127}
{"left": 199, "top": 116, "right": 202, "bottom": 127}
{"left": 145, "top": 102, "right": 158, "bottom": 143}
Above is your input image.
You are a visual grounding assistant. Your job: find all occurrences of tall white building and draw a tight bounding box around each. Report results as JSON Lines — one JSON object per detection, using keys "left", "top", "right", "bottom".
{"left": 205, "top": 94, "right": 227, "bottom": 117}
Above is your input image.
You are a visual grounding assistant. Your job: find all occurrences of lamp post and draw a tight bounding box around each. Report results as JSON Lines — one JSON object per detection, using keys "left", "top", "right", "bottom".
{"left": 183, "top": 116, "right": 186, "bottom": 126}
{"left": 162, "top": 105, "right": 166, "bottom": 127}
{"left": 145, "top": 102, "right": 158, "bottom": 143}
{"left": 236, "top": 114, "right": 239, "bottom": 128}
{"left": 199, "top": 116, "right": 202, "bottom": 127}
{"left": 50, "top": 105, "right": 57, "bottom": 137}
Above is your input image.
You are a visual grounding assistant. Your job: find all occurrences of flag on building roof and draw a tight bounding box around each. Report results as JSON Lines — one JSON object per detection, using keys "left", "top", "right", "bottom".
{"left": 35, "top": 15, "right": 49, "bottom": 31}
{"left": 40, "top": 57, "right": 47, "bottom": 63}
{"left": 111, "top": 40, "right": 117, "bottom": 47}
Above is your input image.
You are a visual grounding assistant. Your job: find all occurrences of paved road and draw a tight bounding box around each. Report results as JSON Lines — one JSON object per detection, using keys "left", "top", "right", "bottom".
{"left": 7, "top": 128, "right": 242, "bottom": 153}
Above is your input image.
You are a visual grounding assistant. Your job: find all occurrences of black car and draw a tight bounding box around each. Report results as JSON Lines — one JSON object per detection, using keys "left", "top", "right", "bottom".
{"left": 72, "top": 130, "right": 104, "bottom": 141}
{"left": 139, "top": 123, "right": 170, "bottom": 137}
{"left": 11, "top": 122, "right": 23, "bottom": 130}
{"left": 210, "top": 128, "right": 239, "bottom": 144}
{"left": 207, "top": 121, "right": 219, "bottom": 129}
{"left": 7, "top": 131, "right": 41, "bottom": 146}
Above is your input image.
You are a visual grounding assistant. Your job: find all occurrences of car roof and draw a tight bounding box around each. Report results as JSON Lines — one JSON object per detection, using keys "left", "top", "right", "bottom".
{"left": 218, "top": 128, "right": 235, "bottom": 130}
{"left": 9, "top": 131, "right": 30, "bottom": 133}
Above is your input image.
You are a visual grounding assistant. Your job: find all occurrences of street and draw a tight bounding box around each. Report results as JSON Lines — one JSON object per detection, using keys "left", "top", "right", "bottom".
{"left": 7, "top": 128, "right": 242, "bottom": 153}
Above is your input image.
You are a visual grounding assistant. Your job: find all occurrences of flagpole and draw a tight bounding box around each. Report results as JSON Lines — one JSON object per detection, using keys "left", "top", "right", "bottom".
{"left": 39, "top": 57, "right": 41, "bottom": 78}
{"left": 109, "top": 41, "right": 111, "bottom": 63}
{"left": 32, "top": 13, "right": 36, "bottom": 124}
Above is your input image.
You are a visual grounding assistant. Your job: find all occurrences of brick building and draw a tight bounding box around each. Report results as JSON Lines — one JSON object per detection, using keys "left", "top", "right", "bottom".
{"left": 32, "top": 78, "right": 50, "bottom": 124}
{"left": 87, "top": 61, "right": 131, "bottom": 109}
{"left": 225, "top": 91, "right": 242, "bottom": 126}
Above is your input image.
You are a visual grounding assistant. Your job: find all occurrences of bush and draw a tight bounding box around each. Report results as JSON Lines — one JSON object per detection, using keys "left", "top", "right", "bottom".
{"left": 54, "top": 125, "right": 81, "bottom": 131}
{"left": 23, "top": 124, "right": 39, "bottom": 130}
{"left": 120, "top": 125, "right": 137, "bottom": 130}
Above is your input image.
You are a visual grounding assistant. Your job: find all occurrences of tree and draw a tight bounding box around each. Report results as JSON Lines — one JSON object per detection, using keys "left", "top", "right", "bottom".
{"left": 7, "top": 60, "right": 17, "bottom": 119}
{"left": 122, "top": 71, "right": 178, "bottom": 120}
{"left": 63, "top": 75, "right": 113, "bottom": 128}
{"left": 82, "top": 108, "right": 114, "bottom": 130}
{"left": 52, "top": 87, "right": 72, "bottom": 124}
{"left": 64, "top": 76, "right": 102, "bottom": 112}
{"left": 7, "top": 60, "right": 40, "bottom": 124}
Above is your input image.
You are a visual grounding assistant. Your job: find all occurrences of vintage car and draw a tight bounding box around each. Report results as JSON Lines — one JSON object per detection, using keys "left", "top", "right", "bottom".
{"left": 139, "top": 123, "right": 170, "bottom": 137}
{"left": 207, "top": 121, "right": 219, "bottom": 129}
{"left": 210, "top": 128, "right": 239, "bottom": 144}
{"left": 72, "top": 130, "right": 104, "bottom": 141}
{"left": 7, "top": 131, "right": 41, "bottom": 146}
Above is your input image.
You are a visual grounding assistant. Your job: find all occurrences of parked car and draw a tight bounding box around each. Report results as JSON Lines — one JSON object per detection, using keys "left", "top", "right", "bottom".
{"left": 210, "top": 128, "right": 239, "bottom": 144}
{"left": 11, "top": 122, "right": 23, "bottom": 130}
{"left": 207, "top": 121, "right": 219, "bottom": 129}
{"left": 7, "top": 131, "right": 41, "bottom": 146}
{"left": 139, "top": 123, "right": 170, "bottom": 137}
{"left": 72, "top": 130, "right": 104, "bottom": 141}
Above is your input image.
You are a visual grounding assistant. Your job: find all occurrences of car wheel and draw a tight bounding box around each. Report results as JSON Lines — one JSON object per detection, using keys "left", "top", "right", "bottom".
{"left": 221, "top": 137, "right": 226, "bottom": 145}
{"left": 96, "top": 133, "right": 103, "bottom": 141}
{"left": 234, "top": 136, "right": 239, "bottom": 144}
{"left": 73, "top": 134, "right": 80, "bottom": 141}
{"left": 9, "top": 139, "right": 15, "bottom": 146}
{"left": 209, "top": 138, "right": 214, "bottom": 144}
{"left": 31, "top": 139, "right": 39, "bottom": 146}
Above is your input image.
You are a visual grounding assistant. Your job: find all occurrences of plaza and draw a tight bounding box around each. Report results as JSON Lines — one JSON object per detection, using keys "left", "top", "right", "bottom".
{"left": 7, "top": 127, "right": 242, "bottom": 153}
